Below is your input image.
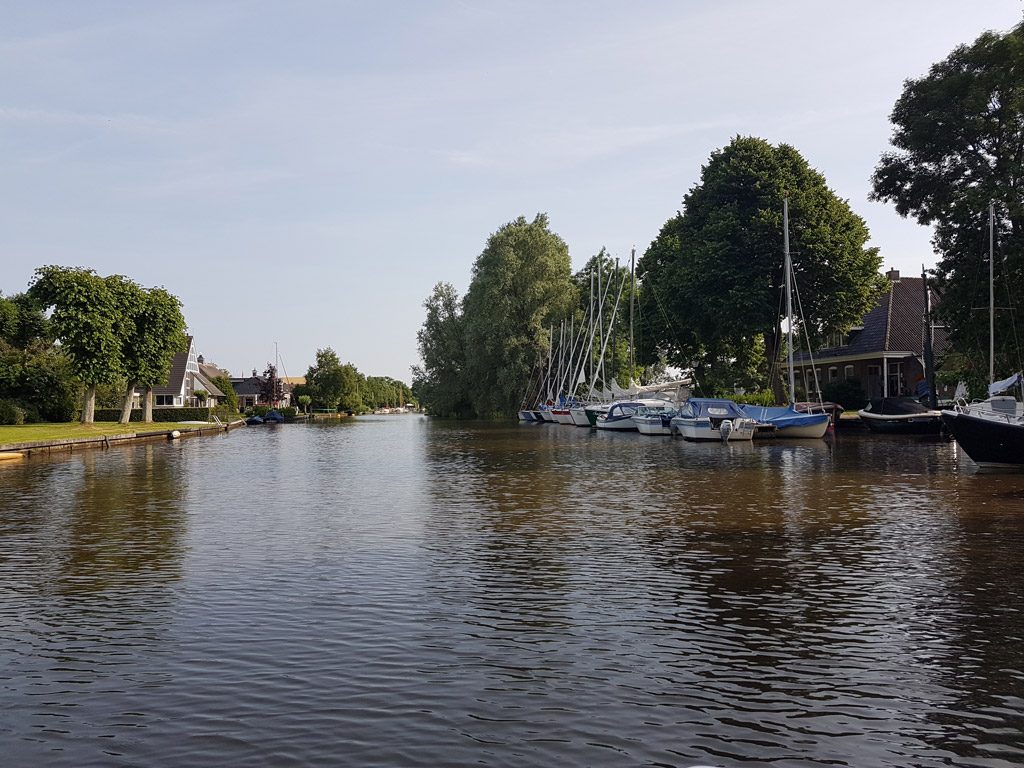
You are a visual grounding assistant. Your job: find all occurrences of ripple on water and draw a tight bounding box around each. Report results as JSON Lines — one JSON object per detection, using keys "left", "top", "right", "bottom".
{"left": 2, "top": 421, "right": 1024, "bottom": 766}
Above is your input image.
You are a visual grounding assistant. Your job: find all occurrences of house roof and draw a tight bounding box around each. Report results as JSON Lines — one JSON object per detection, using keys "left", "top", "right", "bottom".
{"left": 152, "top": 335, "right": 193, "bottom": 396}
{"left": 199, "top": 361, "right": 230, "bottom": 381}
{"left": 793, "top": 276, "right": 948, "bottom": 364}
{"left": 194, "top": 371, "right": 224, "bottom": 398}
{"left": 231, "top": 376, "right": 264, "bottom": 396}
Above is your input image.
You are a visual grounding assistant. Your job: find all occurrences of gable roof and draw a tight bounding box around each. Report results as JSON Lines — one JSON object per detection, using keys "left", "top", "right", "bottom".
{"left": 199, "top": 361, "right": 230, "bottom": 381}
{"left": 152, "top": 335, "right": 193, "bottom": 396}
{"left": 194, "top": 371, "right": 224, "bottom": 398}
{"left": 794, "top": 276, "right": 947, "bottom": 363}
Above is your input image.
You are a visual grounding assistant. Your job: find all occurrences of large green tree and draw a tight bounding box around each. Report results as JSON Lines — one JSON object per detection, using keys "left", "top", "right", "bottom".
{"left": 117, "top": 285, "right": 188, "bottom": 423}
{"left": 461, "top": 214, "right": 577, "bottom": 417}
{"left": 305, "top": 347, "right": 347, "bottom": 410}
{"left": 639, "top": 136, "right": 884, "bottom": 399}
{"left": 871, "top": 21, "right": 1024, "bottom": 379}
{"left": 337, "top": 363, "right": 364, "bottom": 413}
{"left": 0, "top": 292, "right": 78, "bottom": 422}
{"left": 412, "top": 282, "right": 470, "bottom": 417}
{"left": 30, "top": 267, "right": 126, "bottom": 423}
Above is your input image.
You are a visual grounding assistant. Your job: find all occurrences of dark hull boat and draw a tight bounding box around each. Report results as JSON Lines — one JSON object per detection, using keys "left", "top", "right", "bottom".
{"left": 857, "top": 398, "right": 942, "bottom": 435}
{"left": 942, "top": 396, "right": 1024, "bottom": 470}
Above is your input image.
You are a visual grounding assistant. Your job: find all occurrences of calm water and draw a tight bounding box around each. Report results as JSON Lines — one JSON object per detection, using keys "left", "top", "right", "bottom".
{"left": 2, "top": 417, "right": 1024, "bottom": 767}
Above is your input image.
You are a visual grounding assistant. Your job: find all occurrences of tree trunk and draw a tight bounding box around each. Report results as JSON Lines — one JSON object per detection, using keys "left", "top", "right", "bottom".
{"left": 143, "top": 386, "right": 154, "bottom": 423}
{"left": 81, "top": 385, "right": 96, "bottom": 423}
{"left": 119, "top": 381, "right": 136, "bottom": 424}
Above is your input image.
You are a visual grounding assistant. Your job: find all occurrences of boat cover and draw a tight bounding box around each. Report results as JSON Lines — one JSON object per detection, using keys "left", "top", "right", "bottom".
{"left": 989, "top": 372, "right": 1022, "bottom": 396}
{"left": 862, "top": 398, "right": 935, "bottom": 416}
{"left": 741, "top": 404, "right": 830, "bottom": 429}
{"left": 679, "top": 398, "right": 749, "bottom": 420}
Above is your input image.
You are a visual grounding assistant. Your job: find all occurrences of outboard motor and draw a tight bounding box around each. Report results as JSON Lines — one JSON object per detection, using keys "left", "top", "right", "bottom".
{"left": 719, "top": 419, "right": 733, "bottom": 442}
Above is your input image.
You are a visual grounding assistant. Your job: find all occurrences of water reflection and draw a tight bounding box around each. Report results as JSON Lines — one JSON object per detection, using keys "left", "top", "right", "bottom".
{"left": 1, "top": 421, "right": 1024, "bottom": 766}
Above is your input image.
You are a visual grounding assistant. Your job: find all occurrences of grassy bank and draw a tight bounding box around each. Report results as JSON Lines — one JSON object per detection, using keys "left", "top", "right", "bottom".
{"left": 0, "top": 421, "right": 206, "bottom": 447}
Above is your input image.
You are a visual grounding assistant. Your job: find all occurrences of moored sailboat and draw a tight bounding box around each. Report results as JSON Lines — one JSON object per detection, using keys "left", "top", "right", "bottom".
{"left": 760, "top": 198, "right": 830, "bottom": 439}
{"left": 941, "top": 203, "right": 1024, "bottom": 468}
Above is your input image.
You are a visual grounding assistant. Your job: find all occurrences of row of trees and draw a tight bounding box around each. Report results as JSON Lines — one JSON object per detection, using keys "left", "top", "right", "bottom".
{"left": 293, "top": 347, "right": 413, "bottom": 413}
{"left": 414, "top": 19, "right": 1024, "bottom": 415}
{"left": 414, "top": 148, "right": 880, "bottom": 418}
{"left": 1, "top": 267, "right": 188, "bottom": 424}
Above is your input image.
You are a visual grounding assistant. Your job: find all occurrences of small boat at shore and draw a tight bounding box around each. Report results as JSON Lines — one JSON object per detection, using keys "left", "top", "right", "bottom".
{"left": 632, "top": 405, "right": 677, "bottom": 435}
{"left": 670, "top": 398, "right": 758, "bottom": 442}
{"left": 740, "top": 403, "right": 830, "bottom": 439}
{"left": 857, "top": 398, "right": 942, "bottom": 435}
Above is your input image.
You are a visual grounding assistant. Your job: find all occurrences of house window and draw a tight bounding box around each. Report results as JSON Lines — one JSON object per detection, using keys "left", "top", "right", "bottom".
{"left": 844, "top": 365, "right": 854, "bottom": 380}
{"left": 867, "top": 365, "right": 880, "bottom": 377}
{"left": 887, "top": 362, "right": 905, "bottom": 396}
{"left": 824, "top": 331, "right": 848, "bottom": 348}
{"left": 156, "top": 395, "right": 174, "bottom": 406}
{"left": 828, "top": 366, "right": 838, "bottom": 381}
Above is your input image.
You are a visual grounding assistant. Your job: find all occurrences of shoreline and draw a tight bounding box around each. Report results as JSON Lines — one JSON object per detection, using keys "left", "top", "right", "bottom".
{"left": 0, "top": 419, "right": 246, "bottom": 459}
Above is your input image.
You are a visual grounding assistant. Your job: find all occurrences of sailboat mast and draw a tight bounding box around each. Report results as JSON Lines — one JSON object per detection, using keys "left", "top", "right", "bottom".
{"left": 990, "top": 201, "right": 995, "bottom": 386}
{"left": 629, "top": 247, "right": 635, "bottom": 375}
{"left": 922, "top": 264, "right": 937, "bottom": 409}
{"left": 784, "top": 198, "right": 795, "bottom": 403}
{"left": 597, "top": 254, "right": 604, "bottom": 389}
{"left": 588, "top": 270, "right": 595, "bottom": 387}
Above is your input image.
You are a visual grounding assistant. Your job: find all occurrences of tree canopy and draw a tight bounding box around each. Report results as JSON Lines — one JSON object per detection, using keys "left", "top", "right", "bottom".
{"left": 871, "top": 21, "right": 1024, "bottom": 377}
{"left": 638, "top": 136, "right": 884, "bottom": 397}
{"left": 412, "top": 282, "right": 470, "bottom": 418}
{"left": 28, "top": 266, "right": 188, "bottom": 423}
{"left": 0, "top": 291, "right": 77, "bottom": 423}
{"left": 460, "top": 214, "right": 577, "bottom": 417}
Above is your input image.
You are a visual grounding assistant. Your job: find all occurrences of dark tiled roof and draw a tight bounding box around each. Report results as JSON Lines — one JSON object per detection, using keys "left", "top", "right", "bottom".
{"left": 152, "top": 336, "right": 193, "bottom": 396}
{"left": 199, "top": 362, "right": 230, "bottom": 380}
{"left": 795, "top": 278, "right": 947, "bottom": 362}
{"left": 231, "top": 376, "right": 264, "bottom": 396}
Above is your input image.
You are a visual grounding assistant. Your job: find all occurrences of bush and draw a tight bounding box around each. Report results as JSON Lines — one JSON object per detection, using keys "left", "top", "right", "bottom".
{"left": 730, "top": 390, "right": 777, "bottom": 406}
{"left": 0, "top": 399, "right": 26, "bottom": 425}
{"left": 92, "top": 407, "right": 211, "bottom": 423}
{"left": 822, "top": 378, "right": 868, "bottom": 411}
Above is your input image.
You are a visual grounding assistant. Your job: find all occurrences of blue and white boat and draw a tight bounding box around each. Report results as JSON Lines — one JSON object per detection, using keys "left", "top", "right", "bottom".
{"left": 740, "top": 403, "right": 830, "bottom": 439}
{"left": 670, "top": 398, "right": 758, "bottom": 442}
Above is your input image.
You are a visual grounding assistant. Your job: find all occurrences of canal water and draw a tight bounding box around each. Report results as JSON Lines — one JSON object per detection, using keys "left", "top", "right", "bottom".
{"left": 2, "top": 416, "right": 1024, "bottom": 767}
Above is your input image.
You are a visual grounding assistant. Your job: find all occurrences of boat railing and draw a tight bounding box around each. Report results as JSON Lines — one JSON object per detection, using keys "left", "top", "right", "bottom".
{"left": 951, "top": 398, "right": 1024, "bottom": 424}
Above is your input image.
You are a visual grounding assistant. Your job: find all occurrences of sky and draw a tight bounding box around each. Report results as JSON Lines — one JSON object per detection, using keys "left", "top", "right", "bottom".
{"left": 3, "top": 1, "right": 1022, "bottom": 382}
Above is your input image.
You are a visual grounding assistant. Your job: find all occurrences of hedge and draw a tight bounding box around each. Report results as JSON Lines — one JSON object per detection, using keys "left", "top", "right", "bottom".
{"left": 93, "top": 407, "right": 212, "bottom": 423}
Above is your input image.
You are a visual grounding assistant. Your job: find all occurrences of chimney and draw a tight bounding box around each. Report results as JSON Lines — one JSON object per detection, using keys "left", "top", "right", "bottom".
{"left": 885, "top": 268, "right": 901, "bottom": 282}
{"left": 252, "top": 368, "right": 258, "bottom": 377}
{"left": 197, "top": 354, "right": 205, "bottom": 364}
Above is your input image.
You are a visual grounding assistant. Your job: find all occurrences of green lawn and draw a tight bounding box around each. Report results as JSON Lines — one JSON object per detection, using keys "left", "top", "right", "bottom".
{"left": 0, "top": 422, "right": 209, "bottom": 447}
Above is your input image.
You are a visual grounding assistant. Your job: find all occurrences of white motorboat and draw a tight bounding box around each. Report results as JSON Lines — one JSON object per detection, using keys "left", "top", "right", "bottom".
{"left": 670, "top": 398, "right": 758, "bottom": 442}
{"left": 596, "top": 399, "right": 673, "bottom": 431}
{"left": 632, "top": 405, "right": 677, "bottom": 435}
